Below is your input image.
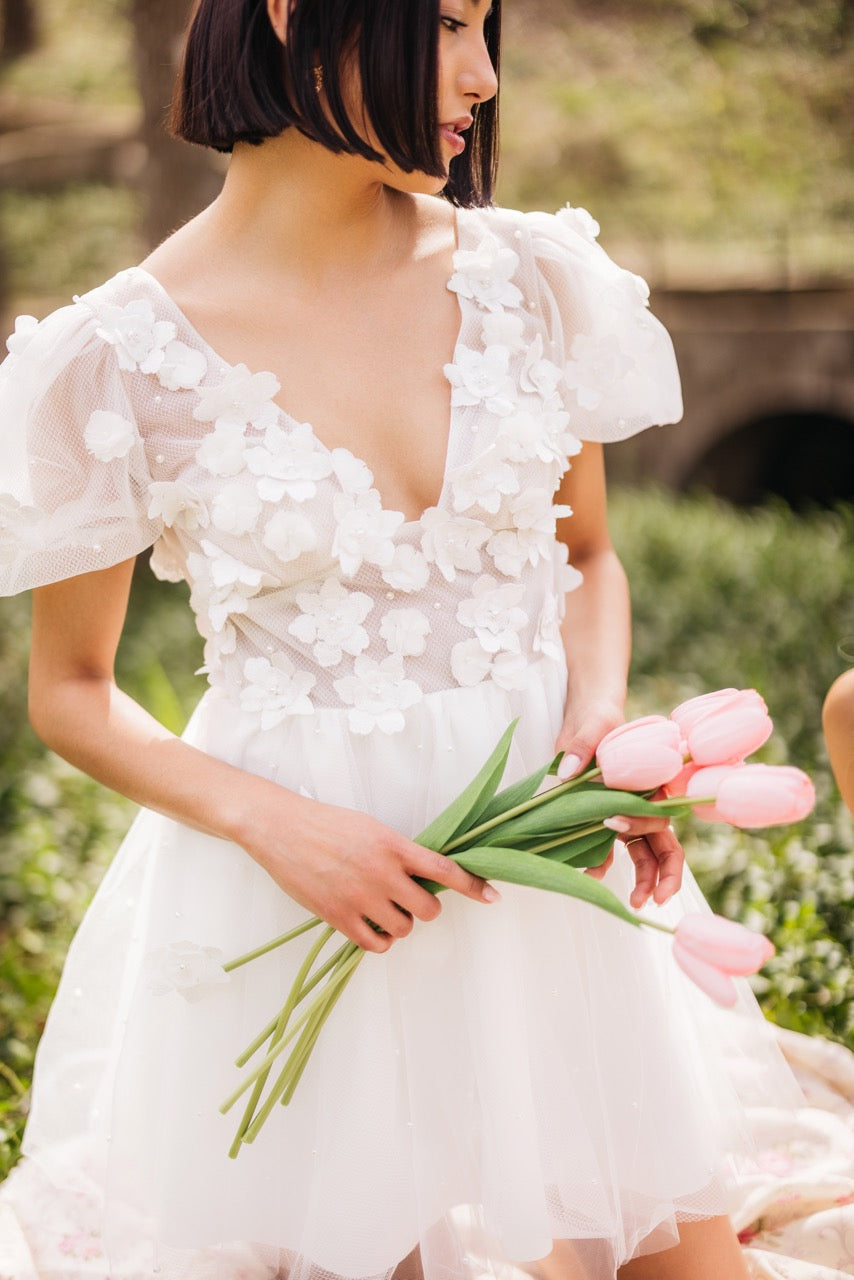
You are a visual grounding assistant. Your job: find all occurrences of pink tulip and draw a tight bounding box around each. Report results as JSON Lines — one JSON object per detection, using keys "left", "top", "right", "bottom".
{"left": 672, "top": 941, "right": 739, "bottom": 1007}
{"left": 673, "top": 912, "right": 776, "bottom": 1008}
{"left": 685, "top": 765, "right": 744, "bottom": 822}
{"left": 670, "top": 689, "right": 740, "bottom": 735}
{"left": 662, "top": 762, "right": 702, "bottom": 798}
{"left": 596, "top": 715, "right": 686, "bottom": 790}
{"left": 715, "top": 763, "right": 815, "bottom": 828}
{"left": 671, "top": 689, "right": 773, "bottom": 766}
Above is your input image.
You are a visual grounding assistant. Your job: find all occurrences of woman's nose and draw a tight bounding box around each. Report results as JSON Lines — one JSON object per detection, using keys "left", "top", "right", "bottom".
{"left": 460, "top": 38, "right": 498, "bottom": 104}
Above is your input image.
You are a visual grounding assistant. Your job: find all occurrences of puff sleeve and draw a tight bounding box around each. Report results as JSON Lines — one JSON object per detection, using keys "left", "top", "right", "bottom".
{"left": 0, "top": 301, "right": 163, "bottom": 595}
{"left": 524, "top": 205, "right": 683, "bottom": 442}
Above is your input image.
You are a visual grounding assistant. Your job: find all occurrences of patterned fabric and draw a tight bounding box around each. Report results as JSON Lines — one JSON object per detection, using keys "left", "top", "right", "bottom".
{"left": 0, "top": 205, "right": 682, "bottom": 741}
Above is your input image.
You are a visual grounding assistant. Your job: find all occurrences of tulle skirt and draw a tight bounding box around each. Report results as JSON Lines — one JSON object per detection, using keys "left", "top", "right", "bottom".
{"left": 0, "top": 663, "right": 804, "bottom": 1279}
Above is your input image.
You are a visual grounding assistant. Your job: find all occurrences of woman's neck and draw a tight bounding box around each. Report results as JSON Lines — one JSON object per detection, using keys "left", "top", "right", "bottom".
{"left": 201, "top": 131, "right": 424, "bottom": 287}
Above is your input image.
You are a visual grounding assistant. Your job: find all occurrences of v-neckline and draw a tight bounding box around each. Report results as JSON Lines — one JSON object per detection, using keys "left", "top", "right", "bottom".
{"left": 129, "top": 204, "right": 470, "bottom": 532}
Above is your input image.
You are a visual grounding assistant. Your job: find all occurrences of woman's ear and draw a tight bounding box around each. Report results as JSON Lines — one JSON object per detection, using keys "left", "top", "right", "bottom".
{"left": 267, "top": 0, "right": 288, "bottom": 44}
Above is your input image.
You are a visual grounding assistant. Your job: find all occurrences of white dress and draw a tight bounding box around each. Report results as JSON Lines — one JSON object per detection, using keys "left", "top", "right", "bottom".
{"left": 0, "top": 203, "right": 803, "bottom": 1280}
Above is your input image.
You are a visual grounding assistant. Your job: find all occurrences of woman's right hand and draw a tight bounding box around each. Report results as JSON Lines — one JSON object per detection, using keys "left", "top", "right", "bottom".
{"left": 233, "top": 784, "right": 500, "bottom": 953}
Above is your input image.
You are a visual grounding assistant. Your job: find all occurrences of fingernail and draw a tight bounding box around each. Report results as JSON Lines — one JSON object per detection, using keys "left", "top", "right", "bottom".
{"left": 557, "top": 753, "right": 582, "bottom": 780}
{"left": 604, "top": 816, "right": 631, "bottom": 833}
{"left": 482, "top": 884, "right": 502, "bottom": 904}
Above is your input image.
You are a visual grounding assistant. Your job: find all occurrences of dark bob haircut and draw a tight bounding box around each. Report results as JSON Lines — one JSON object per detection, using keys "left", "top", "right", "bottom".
{"left": 171, "top": 0, "right": 501, "bottom": 207}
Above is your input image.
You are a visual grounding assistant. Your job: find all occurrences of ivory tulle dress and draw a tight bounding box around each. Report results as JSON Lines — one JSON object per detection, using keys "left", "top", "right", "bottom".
{"left": 0, "top": 203, "right": 805, "bottom": 1280}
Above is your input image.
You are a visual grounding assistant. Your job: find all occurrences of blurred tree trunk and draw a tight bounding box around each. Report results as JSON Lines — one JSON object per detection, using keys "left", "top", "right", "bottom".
{"left": 0, "top": 0, "right": 39, "bottom": 61}
{"left": 129, "top": 0, "right": 223, "bottom": 250}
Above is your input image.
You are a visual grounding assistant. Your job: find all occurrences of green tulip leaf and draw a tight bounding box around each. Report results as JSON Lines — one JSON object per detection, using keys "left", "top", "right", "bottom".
{"left": 452, "top": 845, "right": 640, "bottom": 928}
{"left": 415, "top": 719, "right": 517, "bottom": 852}
{"left": 474, "top": 754, "right": 560, "bottom": 828}
{"left": 533, "top": 829, "right": 616, "bottom": 866}
{"left": 557, "top": 831, "right": 616, "bottom": 868}
{"left": 472, "top": 788, "right": 675, "bottom": 847}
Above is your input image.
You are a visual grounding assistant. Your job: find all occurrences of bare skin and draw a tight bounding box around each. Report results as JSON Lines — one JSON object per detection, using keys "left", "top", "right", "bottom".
{"left": 27, "top": 0, "right": 746, "bottom": 1272}
{"left": 823, "top": 668, "right": 854, "bottom": 813}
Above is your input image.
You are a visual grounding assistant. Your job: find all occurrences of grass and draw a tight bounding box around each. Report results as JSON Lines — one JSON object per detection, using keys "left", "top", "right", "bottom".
{"left": 0, "top": 490, "right": 851, "bottom": 1176}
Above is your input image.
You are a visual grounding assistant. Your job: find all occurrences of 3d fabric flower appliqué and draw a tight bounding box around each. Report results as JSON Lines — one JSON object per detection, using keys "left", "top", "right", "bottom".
{"left": 334, "top": 654, "right": 423, "bottom": 735}
{"left": 240, "top": 654, "right": 316, "bottom": 728}
{"left": 446, "top": 233, "right": 524, "bottom": 312}
{"left": 288, "top": 576, "right": 373, "bottom": 668}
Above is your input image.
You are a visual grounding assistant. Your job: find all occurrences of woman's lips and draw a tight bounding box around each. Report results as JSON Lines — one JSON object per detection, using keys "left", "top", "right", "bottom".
{"left": 440, "top": 126, "right": 467, "bottom": 156}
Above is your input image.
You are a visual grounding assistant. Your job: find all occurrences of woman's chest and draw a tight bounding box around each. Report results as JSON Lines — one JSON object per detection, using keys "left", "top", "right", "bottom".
{"left": 163, "top": 269, "right": 464, "bottom": 526}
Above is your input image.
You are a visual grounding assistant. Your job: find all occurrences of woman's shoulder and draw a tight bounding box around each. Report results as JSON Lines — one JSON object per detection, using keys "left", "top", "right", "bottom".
{"left": 462, "top": 201, "right": 624, "bottom": 271}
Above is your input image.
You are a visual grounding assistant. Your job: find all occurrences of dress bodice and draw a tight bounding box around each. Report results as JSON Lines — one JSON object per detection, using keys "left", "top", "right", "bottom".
{"left": 0, "top": 203, "right": 682, "bottom": 736}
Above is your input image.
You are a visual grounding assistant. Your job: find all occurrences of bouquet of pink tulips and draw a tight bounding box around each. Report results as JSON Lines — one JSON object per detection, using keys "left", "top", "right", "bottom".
{"left": 220, "top": 688, "right": 815, "bottom": 1157}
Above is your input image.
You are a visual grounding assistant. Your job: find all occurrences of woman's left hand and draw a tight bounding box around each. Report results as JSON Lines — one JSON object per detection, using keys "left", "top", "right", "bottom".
{"left": 554, "top": 702, "right": 685, "bottom": 909}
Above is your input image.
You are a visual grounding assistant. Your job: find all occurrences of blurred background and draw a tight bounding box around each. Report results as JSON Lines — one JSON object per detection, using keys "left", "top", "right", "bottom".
{"left": 0, "top": 0, "right": 852, "bottom": 1174}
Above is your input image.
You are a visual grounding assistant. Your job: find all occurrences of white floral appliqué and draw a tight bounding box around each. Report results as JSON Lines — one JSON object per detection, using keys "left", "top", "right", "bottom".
{"left": 487, "top": 489, "right": 572, "bottom": 577}
{"left": 450, "top": 449, "right": 520, "bottom": 515}
{"left": 564, "top": 333, "right": 635, "bottom": 411}
{"left": 288, "top": 577, "right": 373, "bottom": 668}
{"left": 450, "top": 640, "right": 530, "bottom": 692}
{"left": 445, "top": 345, "right": 517, "bottom": 417}
{"left": 555, "top": 203, "right": 601, "bottom": 243}
{"left": 447, "top": 234, "right": 524, "bottom": 312}
{"left": 456, "top": 573, "right": 528, "bottom": 654}
{"left": 334, "top": 654, "right": 423, "bottom": 735}
{"left": 145, "top": 940, "right": 229, "bottom": 1003}
{"left": 83, "top": 410, "right": 137, "bottom": 462}
{"left": 157, "top": 339, "right": 207, "bottom": 392}
{"left": 147, "top": 480, "right": 209, "bottom": 530}
{"left": 379, "top": 608, "right": 431, "bottom": 657}
{"left": 332, "top": 490, "right": 404, "bottom": 577}
{"left": 210, "top": 483, "right": 263, "bottom": 535}
{"left": 246, "top": 422, "right": 333, "bottom": 503}
{"left": 381, "top": 544, "right": 431, "bottom": 593}
{"left": 5, "top": 314, "right": 39, "bottom": 358}
{"left": 263, "top": 510, "right": 318, "bottom": 563}
{"left": 420, "top": 507, "right": 491, "bottom": 582}
{"left": 194, "top": 364, "right": 281, "bottom": 432}
{"left": 188, "top": 540, "right": 269, "bottom": 633}
{"left": 240, "top": 653, "right": 316, "bottom": 728}
{"left": 92, "top": 298, "right": 176, "bottom": 374}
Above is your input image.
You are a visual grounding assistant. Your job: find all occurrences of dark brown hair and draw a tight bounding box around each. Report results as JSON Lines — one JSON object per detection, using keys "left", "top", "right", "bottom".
{"left": 171, "top": 0, "right": 501, "bottom": 207}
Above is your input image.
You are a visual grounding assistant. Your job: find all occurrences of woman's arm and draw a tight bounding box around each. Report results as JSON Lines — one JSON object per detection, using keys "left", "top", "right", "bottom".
{"left": 823, "top": 668, "right": 854, "bottom": 814}
{"left": 552, "top": 444, "right": 683, "bottom": 907}
{"left": 28, "top": 561, "right": 497, "bottom": 951}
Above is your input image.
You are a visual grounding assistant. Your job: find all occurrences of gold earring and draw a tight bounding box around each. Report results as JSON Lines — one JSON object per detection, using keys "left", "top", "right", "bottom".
{"left": 313, "top": 65, "right": 324, "bottom": 92}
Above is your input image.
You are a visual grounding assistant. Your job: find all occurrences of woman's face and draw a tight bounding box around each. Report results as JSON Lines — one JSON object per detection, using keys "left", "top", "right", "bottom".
{"left": 266, "top": 0, "right": 498, "bottom": 195}
{"left": 432, "top": 0, "right": 498, "bottom": 184}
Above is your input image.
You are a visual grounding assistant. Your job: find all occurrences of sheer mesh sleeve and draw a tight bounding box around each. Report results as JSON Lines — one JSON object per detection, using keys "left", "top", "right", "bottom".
{"left": 525, "top": 206, "right": 683, "bottom": 442}
{"left": 0, "top": 302, "right": 162, "bottom": 595}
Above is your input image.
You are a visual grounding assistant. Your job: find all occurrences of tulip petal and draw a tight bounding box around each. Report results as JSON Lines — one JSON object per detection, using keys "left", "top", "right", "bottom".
{"left": 670, "top": 689, "right": 739, "bottom": 735}
{"left": 596, "top": 715, "right": 686, "bottom": 790}
{"left": 675, "top": 912, "right": 775, "bottom": 974}
{"left": 672, "top": 939, "right": 739, "bottom": 1007}
{"left": 715, "top": 764, "right": 816, "bottom": 828}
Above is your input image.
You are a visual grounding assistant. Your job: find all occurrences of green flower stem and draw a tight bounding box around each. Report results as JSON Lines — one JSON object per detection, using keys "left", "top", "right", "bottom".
{"left": 524, "top": 822, "right": 608, "bottom": 855}
{"left": 223, "top": 916, "right": 324, "bottom": 972}
{"left": 441, "top": 767, "right": 602, "bottom": 854}
{"left": 221, "top": 987, "right": 331, "bottom": 1114}
{"left": 240, "top": 950, "right": 365, "bottom": 1145}
{"left": 235, "top": 1013, "right": 282, "bottom": 1070}
{"left": 220, "top": 946, "right": 364, "bottom": 1116}
{"left": 280, "top": 958, "right": 358, "bottom": 1107}
{"left": 226, "top": 924, "right": 335, "bottom": 1155}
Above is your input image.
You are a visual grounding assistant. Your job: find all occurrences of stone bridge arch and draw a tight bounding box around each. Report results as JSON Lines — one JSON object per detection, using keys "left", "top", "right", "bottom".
{"left": 606, "top": 287, "right": 854, "bottom": 507}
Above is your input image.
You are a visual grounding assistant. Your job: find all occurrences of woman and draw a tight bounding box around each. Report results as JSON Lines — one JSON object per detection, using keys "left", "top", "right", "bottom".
{"left": 0, "top": 1, "right": 801, "bottom": 1277}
